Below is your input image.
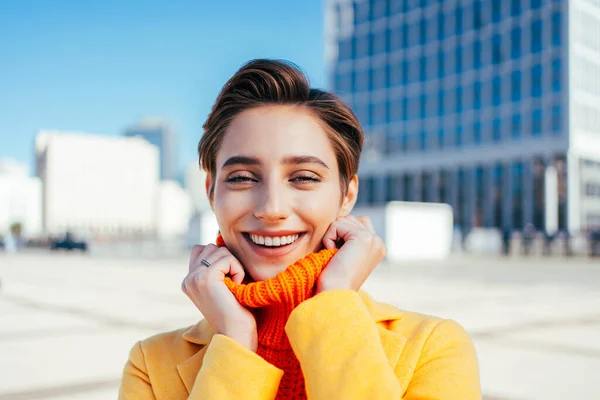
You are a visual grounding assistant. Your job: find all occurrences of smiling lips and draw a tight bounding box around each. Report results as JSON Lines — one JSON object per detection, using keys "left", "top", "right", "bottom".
{"left": 248, "top": 233, "right": 301, "bottom": 247}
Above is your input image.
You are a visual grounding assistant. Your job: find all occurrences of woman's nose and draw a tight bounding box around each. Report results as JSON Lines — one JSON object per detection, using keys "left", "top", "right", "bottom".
{"left": 253, "top": 182, "right": 289, "bottom": 223}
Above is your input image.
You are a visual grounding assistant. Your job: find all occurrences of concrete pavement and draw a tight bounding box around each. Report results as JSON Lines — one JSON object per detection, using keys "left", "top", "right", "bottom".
{"left": 0, "top": 252, "right": 598, "bottom": 399}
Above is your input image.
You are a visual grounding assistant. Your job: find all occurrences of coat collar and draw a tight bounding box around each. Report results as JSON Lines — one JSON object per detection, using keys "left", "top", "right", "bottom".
{"left": 177, "top": 291, "right": 405, "bottom": 394}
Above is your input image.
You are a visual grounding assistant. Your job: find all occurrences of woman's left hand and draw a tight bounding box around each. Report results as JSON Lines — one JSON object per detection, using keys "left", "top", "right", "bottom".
{"left": 316, "top": 215, "right": 387, "bottom": 293}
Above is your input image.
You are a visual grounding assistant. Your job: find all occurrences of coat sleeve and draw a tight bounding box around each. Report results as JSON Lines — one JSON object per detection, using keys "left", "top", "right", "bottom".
{"left": 285, "top": 290, "right": 402, "bottom": 399}
{"left": 403, "top": 319, "right": 481, "bottom": 400}
{"left": 285, "top": 290, "right": 481, "bottom": 400}
{"left": 118, "top": 341, "right": 157, "bottom": 400}
{"left": 188, "top": 334, "right": 284, "bottom": 400}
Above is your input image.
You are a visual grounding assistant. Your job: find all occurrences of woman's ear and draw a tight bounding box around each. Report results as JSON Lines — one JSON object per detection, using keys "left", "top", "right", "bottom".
{"left": 339, "top": 175, "right": 359, "bottom": 217}
{"left": 205, "top": 174, "right": 215, "bottom": 210}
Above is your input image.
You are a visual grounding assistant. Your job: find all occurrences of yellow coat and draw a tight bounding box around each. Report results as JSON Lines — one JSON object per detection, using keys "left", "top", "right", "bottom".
{"left": 119, "top": 290, "right": 481, "bottom": 399}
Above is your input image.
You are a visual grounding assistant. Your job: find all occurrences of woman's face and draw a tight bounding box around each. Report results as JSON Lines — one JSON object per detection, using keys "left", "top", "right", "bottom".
{"left": 208, "top": 105, "right": 357, "bottom": 281}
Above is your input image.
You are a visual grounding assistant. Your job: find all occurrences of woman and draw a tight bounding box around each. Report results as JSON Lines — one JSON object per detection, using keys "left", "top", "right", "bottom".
{"left": 119, "top": 59, "right": 481, "bottom": 400}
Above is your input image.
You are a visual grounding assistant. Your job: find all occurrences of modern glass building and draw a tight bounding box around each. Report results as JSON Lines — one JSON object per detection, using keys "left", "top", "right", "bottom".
{"left": 326, "top": 0, "right": 600, "bottom": 235}
{"left": 124, "top": 118, "right": 177, "bottom": 181}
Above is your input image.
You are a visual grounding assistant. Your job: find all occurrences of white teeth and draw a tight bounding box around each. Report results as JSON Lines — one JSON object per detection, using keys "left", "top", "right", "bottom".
{"left": 249, "top": 233, "right": 300, "bottom": 247}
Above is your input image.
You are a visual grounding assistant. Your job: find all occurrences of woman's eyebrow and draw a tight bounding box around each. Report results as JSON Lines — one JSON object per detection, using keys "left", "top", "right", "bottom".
{"left": 222, "top": 155, "right": 261, "bottom": 168}
{"left": 282, "top": 155, "right": 329, "bottom": 169}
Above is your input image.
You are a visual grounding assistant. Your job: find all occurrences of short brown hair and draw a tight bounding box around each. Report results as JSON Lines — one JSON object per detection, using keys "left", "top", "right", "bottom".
{"left": 198, "top": 59, "right": 363, "bottom": 198}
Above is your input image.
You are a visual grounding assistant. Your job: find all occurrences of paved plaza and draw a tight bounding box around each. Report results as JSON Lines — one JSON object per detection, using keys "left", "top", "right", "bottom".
{"left": 0, "top": 251, "right": 598, "bottom": 400}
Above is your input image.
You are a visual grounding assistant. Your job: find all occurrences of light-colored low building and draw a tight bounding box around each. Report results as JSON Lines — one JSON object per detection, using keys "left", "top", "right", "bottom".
{"left": 0, "top": 159, "right": 42, "bottom": 238}
{"left": 185, "top": 160, "right": 211, "bottom": 213}
{"left": 35, "top": 131, "right": 160, "bottom": 238}
{"left": 156, "top": 180, "right": 194, "bottom": 239}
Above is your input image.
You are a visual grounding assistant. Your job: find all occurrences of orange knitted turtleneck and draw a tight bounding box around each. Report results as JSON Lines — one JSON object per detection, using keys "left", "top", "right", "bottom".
{"left": 216, "top": 235, "right": 337, "bottom": 400}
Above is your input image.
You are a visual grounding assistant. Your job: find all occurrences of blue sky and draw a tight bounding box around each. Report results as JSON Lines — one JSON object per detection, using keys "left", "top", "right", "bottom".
{"left": 0, "top": 0, "right": 326, "bottom": 175}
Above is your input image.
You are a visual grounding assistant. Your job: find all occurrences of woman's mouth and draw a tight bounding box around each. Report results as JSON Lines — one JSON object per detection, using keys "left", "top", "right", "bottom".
{"left": 247, "top": 233, "right": 301, "bottom": 247}
{"left": 242, "top": 231, "right": 306, "bottom": 257}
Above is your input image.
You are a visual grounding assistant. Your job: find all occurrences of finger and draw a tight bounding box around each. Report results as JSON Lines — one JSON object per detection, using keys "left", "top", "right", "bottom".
{"left": 322, "top": 218, "right": 356, "bottom": 249}
{"left": 191, "top": 244, "right": 219, "bottom": 272}
{"left": 356, "top": 216, "right": 376, "bottom": 234}
{"left": 207, "top": 253, "right": 246, "bottom": 284}
{"left": 189, "top": 245, "right": 205, "bottom": 272}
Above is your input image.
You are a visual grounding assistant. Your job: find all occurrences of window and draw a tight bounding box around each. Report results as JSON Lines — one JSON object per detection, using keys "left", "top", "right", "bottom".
{"left": 531, "top": 19, "right": 543, "bottom": 53}
{"left": 437, "top": 12, "right": 446, "bottom": 41}
{"left": 532, "top": 109, "right": 542, "bottom": 136}
{"left": 456, "top": 125, "right": 463, "bottom": 146}
{"left": 552, "top": 104, "right": 561, "bottom": 134}
{"left": 355, "top": 69, "right": 370, "bottom": 92}
{"left": 456, "top": 45, "right": 463, "bottom": 73}
{"left": 438, "top": 90, "right": 445, "bottom": 116}
{"left": 420, "top": 56, "right": 427, "bottom": 82}
{"left": 492, "top": 34, "right": 503, "bottom": 64}
{"left": 355, "top": 104, "right": 370, "bottom": 126}
{"left": 456, "top": 6, "right": 464, "bottom": 35}
{"left": 420, "top": 18, "right": 428, "bottom": 45}
{"left": 334, "top": 71, "right": 352, "bottom": 93}
{"left": 420, "top": 94, "right": 427, "bottom": 118}
{"left": 390, "top": 63, "right": 402, "bottom": 86}
{"left": 493, "top": 118, "right": 502, "bottom": 141}
{"left": 511, "top": 26, "right": 521, "bottom": 59}
{"left": 473, "top": 40, "right": 482, "bottom": 69}
{"left": 473, "top": 121, "right": 482, "bottom": 144}
{"left": 474, "top": 1, "right": 483, "bottom": 30}
{"left": 531, "top": 0, "right": 542, "bottom": 9}
{"left": 372, "top": 30, "right": 387, "bottom": 55}
{"left": 511, "top": 0, "right": 521, "bottom": 17}
{"left": 511, "top": 70, "right": 521, "bottom": 102}
{"left": 474, "top": 81, "right": 482, "bottom": 109}
{"left": 402, "top": 24, "right": 409, "bottom": 48}
{"left": 402, "top": 98, "right": 409, "bottom": 120}
{"left": 492, "top": 0, "right": 502, "bottom": 23}
{"left": 531, "top": 64, "right": 542, "bottom": 97}
{"left": 438, "top": 51, "right": 445, "bottom": 78}
{"left": 456, "top": 86, "right": 463, "bottom": 112}
{"left": 420, "top": 131, "right": 428, "bottom": 151}
{"left": 552, "top": 12, "right": 561, "bottom": 46}
{"left": 511, "top": 113, "right": 522, "bottom": 139}
{"left": 438, "top": 129, "right": 445, "bottom": 148}
{"left": 356, "top": 35, "right": 370, "bottom": 58}
{"left": 552, "top": 58, "right": 561, "bottom": 92}
{"left": 338, "top": 38, "right": 353, "bottom": 61}
{"left": 493, "top": 76, "right": 502, "bottom": 105}
{"left": 402, "top": 59, "right": 409, "bottom": 84}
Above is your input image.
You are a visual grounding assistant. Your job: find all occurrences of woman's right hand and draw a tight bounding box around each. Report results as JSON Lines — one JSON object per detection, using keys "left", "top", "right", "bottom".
{"left": 182, "top": 244, "right": 258, "bottom": 352}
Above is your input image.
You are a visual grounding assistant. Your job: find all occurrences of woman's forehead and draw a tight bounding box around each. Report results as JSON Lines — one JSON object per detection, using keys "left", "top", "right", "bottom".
{"left": 217, "top": 106, "right": 337, "bottom": 165}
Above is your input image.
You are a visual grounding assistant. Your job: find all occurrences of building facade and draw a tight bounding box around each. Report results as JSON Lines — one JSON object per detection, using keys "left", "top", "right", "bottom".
{"left": 0, "top": 158, "right": 42, "bottom": 238}
{"left": 326, "top": 0, "right": 600, "bottom": 235}
{"left": 124, "top": 118, "right": 177, "bottom": 180}
{"left": 35, "top": 131, "right": 160, "bottom": 238}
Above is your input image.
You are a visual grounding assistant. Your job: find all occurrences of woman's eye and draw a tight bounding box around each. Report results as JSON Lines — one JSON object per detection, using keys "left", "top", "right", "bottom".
{"left": 225, "top": 175, "right": 256, "bottom": 183}
{"left": 290, "top": 175, "right": 321, "bottom": 183}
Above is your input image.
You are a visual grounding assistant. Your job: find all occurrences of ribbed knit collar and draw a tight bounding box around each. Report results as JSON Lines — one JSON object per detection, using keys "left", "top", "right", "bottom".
{"left": 218, "top": 234, "right": 337, "bottom": 350}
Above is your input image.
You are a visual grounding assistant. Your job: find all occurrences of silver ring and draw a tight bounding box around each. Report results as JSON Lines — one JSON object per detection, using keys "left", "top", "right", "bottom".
{"left": 200, "top": 258, "right": 211, "bottom": 267}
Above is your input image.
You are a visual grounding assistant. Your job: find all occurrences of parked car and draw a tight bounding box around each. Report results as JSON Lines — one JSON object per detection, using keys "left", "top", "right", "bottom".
{"left": 51, "top": 232, "right": 88, "bottom": 252}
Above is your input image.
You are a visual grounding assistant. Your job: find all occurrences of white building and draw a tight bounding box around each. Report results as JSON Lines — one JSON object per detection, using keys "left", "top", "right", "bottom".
{"left": 185, "top": 160, "right": 211, "bottom": 213}
{"left": 156, "top": 180, "right": 194, "bottom": 239}
{"left": 0, "top": 159, "right": 42, "bottom": 238}
{"left": 35, "top": 131, "right": 159, "bottom": 238}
